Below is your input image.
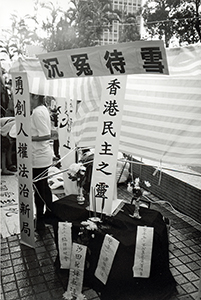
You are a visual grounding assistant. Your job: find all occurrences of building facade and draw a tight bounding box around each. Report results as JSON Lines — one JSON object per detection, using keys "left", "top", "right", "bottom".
{"left": 101, "top": 0, "right": 142, "bottom": 45}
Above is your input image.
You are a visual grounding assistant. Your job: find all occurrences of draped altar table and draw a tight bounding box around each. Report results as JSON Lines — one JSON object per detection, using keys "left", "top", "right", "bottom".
{"left": 52, "top": 195, "right": 176, "bottom": 300}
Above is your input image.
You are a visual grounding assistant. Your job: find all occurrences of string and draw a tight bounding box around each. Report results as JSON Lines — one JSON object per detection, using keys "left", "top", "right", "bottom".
{"left": 33, "top": 147, "right": 77, "bottom": 182}
{"left": 143, "top": 194, "right": 201, "bottom": 226}
{"left": 120, "top": 158, "right": 201, "bottom": 178}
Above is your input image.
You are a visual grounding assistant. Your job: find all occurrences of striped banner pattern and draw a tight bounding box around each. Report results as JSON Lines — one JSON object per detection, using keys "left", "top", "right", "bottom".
{"left": 72, "top": 44, "right": 201, "bottom": 166}
{"left": 10, "top": 44, "right": 201, "bottom": 166}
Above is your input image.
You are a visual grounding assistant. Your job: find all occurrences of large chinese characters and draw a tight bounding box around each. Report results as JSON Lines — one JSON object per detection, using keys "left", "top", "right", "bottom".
{"left": 38, "top": 41, "right": 168, "bottom": 79}
{"left": 12, "top": 73, "right": 35, "bottom": 248}
{"left": 90, "top": 76, "right": 127, "bottom": 215}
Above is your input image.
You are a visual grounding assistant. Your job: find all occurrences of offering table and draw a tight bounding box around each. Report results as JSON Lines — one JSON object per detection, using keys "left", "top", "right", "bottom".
{"left": 52, "top": 194, "right": 176, "bottom": 300}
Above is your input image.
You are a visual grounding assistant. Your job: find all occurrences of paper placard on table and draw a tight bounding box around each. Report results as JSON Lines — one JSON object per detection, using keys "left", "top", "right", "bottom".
{"left": 58, "top": 222, "right": 72, "bottom": 269}
{"left": 95, "top": 234, "right": 119, "bottom": 285}
{"left": 133, "top": 226, "right": 154, "bottom": 278}
{"left": 66, "top": 243, "right": 87, "bottom": 298}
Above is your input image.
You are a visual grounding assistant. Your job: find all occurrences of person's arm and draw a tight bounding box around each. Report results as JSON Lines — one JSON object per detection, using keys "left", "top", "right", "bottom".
{"left": 32, "top": 135, "right": 51, "bottom": 141}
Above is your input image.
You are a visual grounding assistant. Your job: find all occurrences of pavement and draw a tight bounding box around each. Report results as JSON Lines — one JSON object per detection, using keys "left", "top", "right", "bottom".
{"left": 1, "top": 180, "right": 201, "bottom": 300}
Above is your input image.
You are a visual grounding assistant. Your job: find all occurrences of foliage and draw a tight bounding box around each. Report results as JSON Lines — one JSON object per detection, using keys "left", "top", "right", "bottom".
{"left": 1, "top": 0, "right": 141, "bottom": 56}
{"left": 2, "top": 0, "right": 200, "bottom": 58}
{"left": 66, "top": 0, "right": 120, "bottom": 48}
{"left": 39, "top": 1, "right": 77, "bottom": 51}
{"left": 3, "top": 14, "right": 39, "bottom": 58}
{"left": 117, "top": 11, "right": 141, "bottom": 43}
{"left": 142, "top": 0, "right": 201, "bottom": 47}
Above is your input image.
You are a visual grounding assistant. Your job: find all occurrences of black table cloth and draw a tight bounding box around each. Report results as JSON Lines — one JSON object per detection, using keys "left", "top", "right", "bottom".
{"left": 52, "top": 195, "right": 176, "bottom": 300}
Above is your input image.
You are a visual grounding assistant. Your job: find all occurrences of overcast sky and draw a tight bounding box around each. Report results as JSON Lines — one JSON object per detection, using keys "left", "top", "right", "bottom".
{"left": 0, "top": 0, "right": 71, "bottom": 32}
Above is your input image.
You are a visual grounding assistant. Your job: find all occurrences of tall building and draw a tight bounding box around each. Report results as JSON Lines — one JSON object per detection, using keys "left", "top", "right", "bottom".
{"left": 101, "top": 0, "right": 142, "bottom": 45}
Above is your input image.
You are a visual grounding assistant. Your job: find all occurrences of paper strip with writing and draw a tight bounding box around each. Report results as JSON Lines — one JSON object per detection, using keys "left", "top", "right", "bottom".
{"left": 66, "top": 243, "right": 87, "bottom": 298}
{"left": 58, "top": 222, "right": 72, "bottom": 269}
{"left": 133, "top": 226, "right": 154, "bottom": 278}
{"left": 95, "top": 234, "right": 119, "bottom": 285}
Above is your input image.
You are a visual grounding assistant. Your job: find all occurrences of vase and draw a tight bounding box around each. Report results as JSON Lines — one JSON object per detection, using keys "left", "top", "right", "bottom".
{"left": 77, "top": 186, "right": 85, "bottom": 205}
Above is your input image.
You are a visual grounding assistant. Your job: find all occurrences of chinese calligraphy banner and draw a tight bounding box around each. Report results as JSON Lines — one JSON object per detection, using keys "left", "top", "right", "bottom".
{"left": 37, "top": 40, "right": 168, "bottom": 79}
{"left": 57, "top": 97, "right": 78, "bottom": 195}
{"left": 133, "top": 226, "right": 154, "bottom": 278}
{"left": 90, "top": 75, "right": 127, "bottom": 215}
{"left": 12, "top": 72, "right": 35, "bottom": 248}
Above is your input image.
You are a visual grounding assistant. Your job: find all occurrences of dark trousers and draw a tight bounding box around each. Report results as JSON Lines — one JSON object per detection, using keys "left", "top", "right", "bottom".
{"left": 33, "top": 167, "right": 52, "bottom": 220}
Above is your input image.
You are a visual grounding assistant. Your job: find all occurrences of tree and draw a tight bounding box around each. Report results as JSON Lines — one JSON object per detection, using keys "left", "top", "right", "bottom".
{"left": 67, "top": 0, "right": 120, "bottom": 48}
{"left": 142, "top": 0, "right": 201, "bottom": 47}
{"left": 170, "top": 0, "right": 201, "bottom": 44}
{"left": 4, "top": 13, "right": 39, "bottom": 58}
{"left": 39, "top": 1, "right": 77, "bottom": 51}
{"left": 117, "top": 10, "right": 141, "bottom": 43}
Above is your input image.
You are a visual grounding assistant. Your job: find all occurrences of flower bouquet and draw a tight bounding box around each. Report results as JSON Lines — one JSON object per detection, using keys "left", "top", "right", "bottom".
{"left": 127, "top": 178, "right": 151, "bottom": 218}
{"left": 127, "top": 177, "right": 151, "bottom": 202}
{"left": 67, "top": 163, "right": 86, "bottom": 204}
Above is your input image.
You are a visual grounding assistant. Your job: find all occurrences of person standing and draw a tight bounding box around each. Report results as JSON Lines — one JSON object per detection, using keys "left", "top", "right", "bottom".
{"left": 0, "top": 117, "right": 17, "bottom": 175}
{"left": 30, "top": 93, "right": 53, "bottom": 232}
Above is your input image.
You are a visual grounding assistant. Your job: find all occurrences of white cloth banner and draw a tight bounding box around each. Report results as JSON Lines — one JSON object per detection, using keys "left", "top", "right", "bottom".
{"left": 95, "top": 234, "right": 119, "bottom": 285}
{"left": 90, "top": 76, "right": 127, "bottom": 215}
{"left": 133, "top": 226, "right": 154, "bottom": 278}
{"left": 58, "top": 222, "right": 72, "bottom": 269}
{"left": 66, "top": 243, "right": 87, "bottom": 298}
{"left": 12, "top": 72, "right": 35, "bottom": 248}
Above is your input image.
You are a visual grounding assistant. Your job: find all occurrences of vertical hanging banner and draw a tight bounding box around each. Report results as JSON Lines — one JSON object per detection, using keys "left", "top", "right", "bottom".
{"left": 57, "top": 97, "right": 77, "bottom": 195}
{"left": 12, "top": 72, "right": 35, "bottom": 248}
{"left": 90, "top": 76, "right": 127, "bottom": 215}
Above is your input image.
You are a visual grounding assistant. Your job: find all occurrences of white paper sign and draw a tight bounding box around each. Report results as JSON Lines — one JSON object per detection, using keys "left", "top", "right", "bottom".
{"left": 66, "top": 243, "right": 87, "bottom": 298}
{"left": 95, "top": 234, "right": 119, "bottom": 285}
{"left": 58, "top": 222, "right": 72, "bottom": 269}
{"left": 133, "top": 226, "right": 154, "bottom": 278}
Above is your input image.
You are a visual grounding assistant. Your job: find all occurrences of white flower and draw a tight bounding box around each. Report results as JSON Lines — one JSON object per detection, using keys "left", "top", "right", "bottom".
{"left": 77, "top": 293, "right": 87, "bottom": 300}
{"left": 79, "top": 164, "right": 86, "bottom": 175}
{"left": 144, "top": 180, "right": 151, "bottom": 187}
{"left": 134, "top": 177, "right": 140, "bottom": 189}
{"left": 68, "top": 163, "right": 81, "bottom": 176}
{"left": 81, "top": 220, "right": 98, "bottom": 231}
{"left": 67, "top": 163, "right": 86, "bottom": 187}
{"left": 127, "top": 183, "right": 133, "bottom": 193}
{"left": 63, "top": 291, "right": 73, "bottom": 300}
